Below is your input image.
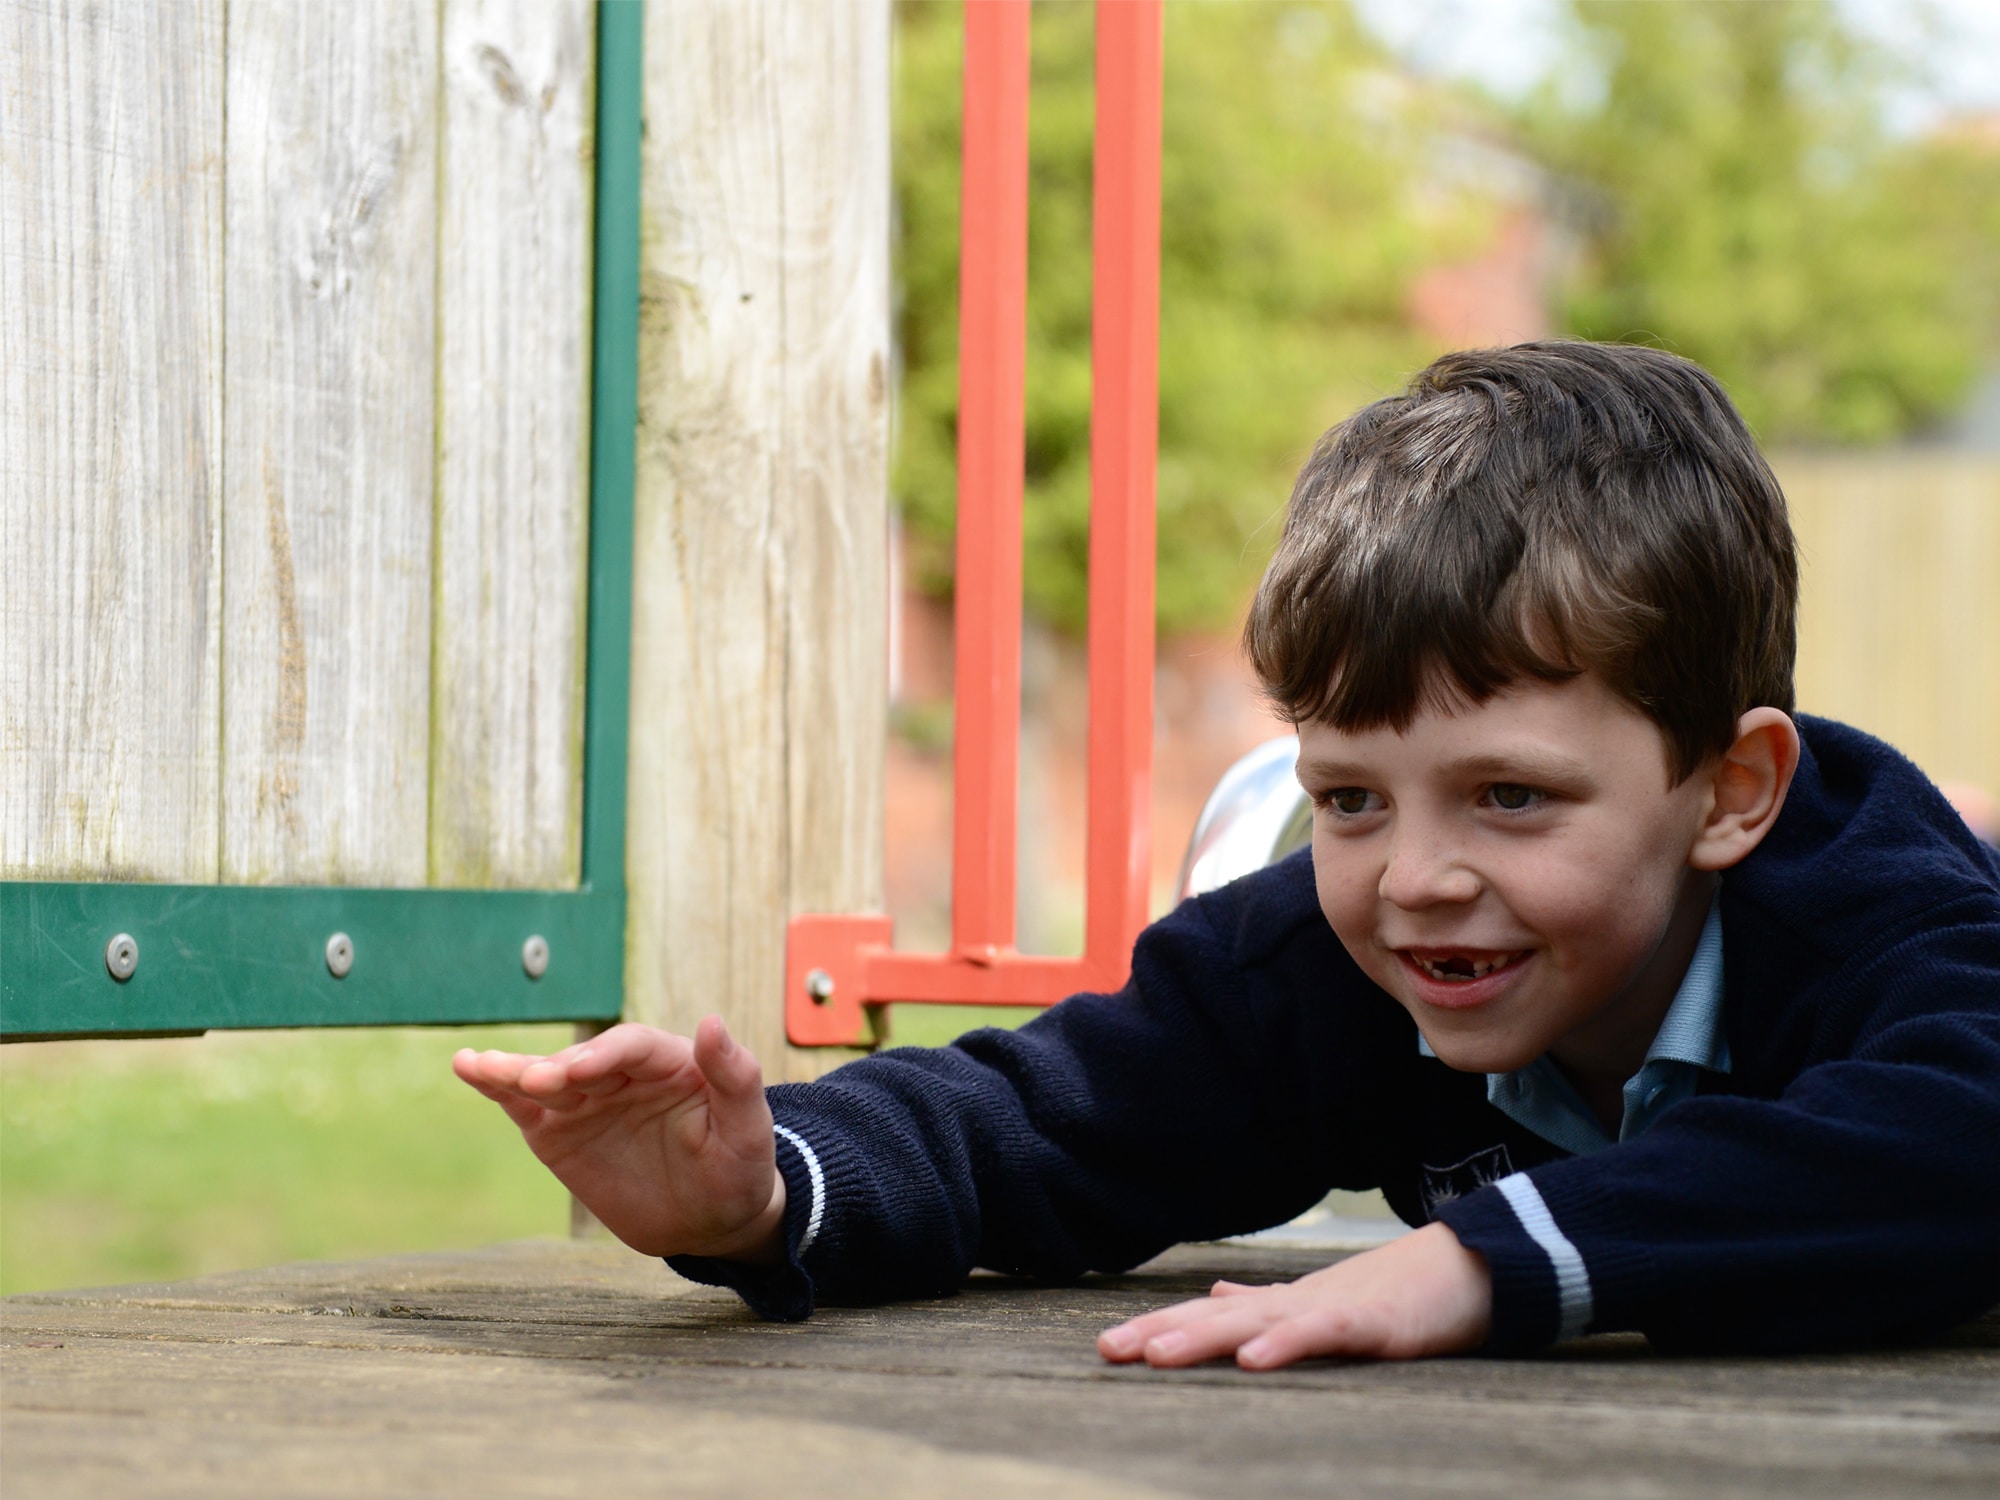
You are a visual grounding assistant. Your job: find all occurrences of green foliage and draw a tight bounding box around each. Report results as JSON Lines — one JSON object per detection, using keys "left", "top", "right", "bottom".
{"left": 894, "top": 0, "right": 1458, "bottom": 636}
{"left": 883, "top": 1003, "right": 1035, "bottom": 1049}
{"left": 895, "top": 0, "right": 1997, "bottom": 631}
{"left": 0, "top": 1027, "right": 570, "bottom": 1294}
{"left": 1527, "top": 0, "right": 1996, "bottom": 444}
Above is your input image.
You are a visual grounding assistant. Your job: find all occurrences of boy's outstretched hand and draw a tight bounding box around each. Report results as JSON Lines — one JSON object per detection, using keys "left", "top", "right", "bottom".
{"left": 452, "top": 1019, "right": 785, "bottom": 1264}
{"left": 1097, "top": 1222, "right": 1492, "bottom": 1369}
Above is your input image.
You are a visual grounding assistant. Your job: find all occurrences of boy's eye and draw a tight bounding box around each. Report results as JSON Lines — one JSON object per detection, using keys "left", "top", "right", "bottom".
{"left": 1323, "top": 787, "right": 1378, "bottom": 816}
{"left": 1487, "top": 783, "right": 1542, "bottom": 812}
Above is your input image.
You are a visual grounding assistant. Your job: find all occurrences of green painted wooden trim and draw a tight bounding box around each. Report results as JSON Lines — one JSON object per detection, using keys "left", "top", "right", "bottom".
{"left": 0, "top": 5, "right": 644, "bottom": 1039}
{"left": 581, "top": 0, "right": 641, "bottom": 903}
{"left": 0, "top": 883, "right": 622, "bottom": 1035}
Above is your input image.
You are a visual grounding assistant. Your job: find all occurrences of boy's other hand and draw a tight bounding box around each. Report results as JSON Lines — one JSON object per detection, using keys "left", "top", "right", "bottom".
{"left": 452, "top": 1018, "right": 785, "bottom": 1264}
{"left": 1096, "top": 1222, "right": 1491, "bottom": 1369}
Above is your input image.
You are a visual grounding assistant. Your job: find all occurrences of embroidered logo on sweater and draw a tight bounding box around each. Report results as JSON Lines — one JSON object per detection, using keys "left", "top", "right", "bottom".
{"left": 1420, "top": 1144, "right": 1515, "bottom": 1219}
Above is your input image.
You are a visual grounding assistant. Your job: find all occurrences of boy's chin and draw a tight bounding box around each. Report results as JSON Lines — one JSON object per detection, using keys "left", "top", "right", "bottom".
{"left": 1413, "top": 1027, "right": 1543, "bottom": 1077}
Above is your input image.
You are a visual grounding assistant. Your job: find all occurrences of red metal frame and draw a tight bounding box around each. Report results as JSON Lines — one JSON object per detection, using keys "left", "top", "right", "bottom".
{"left": 788, "top": 0, "right": 1162, "bottom": 1046}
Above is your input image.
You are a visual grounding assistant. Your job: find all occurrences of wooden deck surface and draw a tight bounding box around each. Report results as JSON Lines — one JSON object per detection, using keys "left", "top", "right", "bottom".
{"left": 5, "top": 1237, "right": 1997, "bottom": 1498}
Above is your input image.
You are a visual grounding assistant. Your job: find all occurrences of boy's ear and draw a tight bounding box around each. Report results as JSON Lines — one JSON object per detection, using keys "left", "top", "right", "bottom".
{"left": 1688, "top": 708, "right": 1801, "bottom": 872}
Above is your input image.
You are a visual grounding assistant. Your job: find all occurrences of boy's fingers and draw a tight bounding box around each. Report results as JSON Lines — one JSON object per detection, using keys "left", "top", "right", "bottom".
{"left": 1099, "top": 1287, "right": 1279, "bottom": 1360}
{"left": 1237, "top": 1306, "right": 1379, "bottom": 1370}
{"left": 516, "top": 1044, "right": 654, "bottom": 1100}
{"left": 1137, "top": 1300, "right": 1292, "bottom": 1368}
{"left": 454, "top": 1049, "right": 594, "bottom": 1111}
{"left": 558, "top": 1023, "right": 692, "bottom": 1085}
{"left": 454, "top": 1068, "right": 518, "bottom": 1105}
{"left": 691, "top": 1015, "right": 754, "bottom": 1085}
{"left": 518, "top": 1056, "right": 585, "bottom": 1098}
{"left": 692, "top": 1015, "right": 767, "bottom": 1099}
{"left": 454, "top": 1048, "right": 550, "bottom": 1093}
{"left": 692, "top": 1014, "right": 777, "bottom": 1152}
{"left": 451, "top": 1063, "right": 550, "bottom": 1131}
{"left": 1100, "top": 1296, "right": 1238, "bottom": 1354}
{"left": 451, "top": 1048, "right": 492, "bottom": 1088}
{"left": 1209, "top": 1279, "right": 1262, "bottom": 1297}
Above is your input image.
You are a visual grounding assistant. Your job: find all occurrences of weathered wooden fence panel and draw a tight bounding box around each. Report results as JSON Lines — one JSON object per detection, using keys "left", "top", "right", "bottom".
{"left": 432, "top": 0, "right": 596, "bottom": 890}
{"left": 221, "top": 0, "right": 440, "bottom": 887}
{"left": 627, "top": 0, "right": 891, "bottom": 1074}
{"left": 1780, "top": 455, "right": 2000, "bottom": 795}
{"left": 3, "top": 0, "right": 596, "bottom": 897}
{"left": 0, "top": 0, "right": 225, "bottom": 883}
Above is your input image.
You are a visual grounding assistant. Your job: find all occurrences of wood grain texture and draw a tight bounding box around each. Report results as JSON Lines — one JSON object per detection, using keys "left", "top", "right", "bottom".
{"left": 5, "top": 1240, "right": 1996, "bottom": 1499}
{"left": 1781, "top": 455, "right": 2000, "bottom": 793}
{"left": 627, "top": 0, "right": 891, "bottom": 1078}
{"left": 219, "top": 0, "right": 439, "bottom": 886}
{"left": 430, "top": 0, "right": 595, "bottom": 891}
{"left": 0, "top": 0, "right": 224, "bottom": 881}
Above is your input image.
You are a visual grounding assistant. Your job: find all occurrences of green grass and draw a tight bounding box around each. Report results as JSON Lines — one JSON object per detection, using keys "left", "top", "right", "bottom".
{"left": 0, "top": 1025, "right": 573, "bottom": 1295}
{"left": 1, "top": 1007, "right": 1381, "bottom": 1298}
{"left": 880, "top": 1004, "right": 1037, "bottom": 1049}
{"left": 0, "top": 1013, "right": 1031, "bottom": 1298}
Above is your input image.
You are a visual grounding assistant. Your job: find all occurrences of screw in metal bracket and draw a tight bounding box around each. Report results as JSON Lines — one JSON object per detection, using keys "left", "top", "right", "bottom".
{"left": 804, "top": 968, "right": 835, "bottom": 1005}
{"left": 521, "top": 934, "right": 550, "bottom": 980}
{"left": 105, "top": 933, "right": 138, "bottom": 982}
{"left": 325, "top": 932, "right": 354, "bottom": 979}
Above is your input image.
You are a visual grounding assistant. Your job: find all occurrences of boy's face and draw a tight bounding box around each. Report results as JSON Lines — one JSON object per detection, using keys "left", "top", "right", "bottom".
{"left": 1295, "top": 672, "right": 1717, "bottom": 1077}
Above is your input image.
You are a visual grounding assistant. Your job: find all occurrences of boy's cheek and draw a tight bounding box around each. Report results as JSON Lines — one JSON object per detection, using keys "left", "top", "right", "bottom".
{"left": 1323, "top": 913, "right": 1403, "bottom": 1000}
{"left": 1316, "top": 895, "right": 1377, "bottom": 975}
{"left": 1312, "top": 849, "right": 1374, "bottom": 939}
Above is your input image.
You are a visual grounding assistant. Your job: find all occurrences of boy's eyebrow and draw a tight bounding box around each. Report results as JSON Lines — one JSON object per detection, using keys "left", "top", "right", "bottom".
{"left": 1443, "top": 751, "right": 1600, "bottom": 788}
{"left": 1296, "top": 749, "right": 1600, "bottom": 788}
{"left": 1295, "top": 757, "right": 1373, "bottom": 787}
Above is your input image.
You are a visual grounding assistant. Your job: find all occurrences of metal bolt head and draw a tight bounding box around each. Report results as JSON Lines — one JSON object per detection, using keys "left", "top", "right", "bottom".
{"left": 521, "top": 934, "right": 550, "bottom": 980}
{"left": 804, "top": 967, "right": 835, "bottom": 1004}
{"left": 105, "top": 933, "right": 138, "bottom": 982}
{"left": 325, "top": 932, "right": 354, "bottom": 979}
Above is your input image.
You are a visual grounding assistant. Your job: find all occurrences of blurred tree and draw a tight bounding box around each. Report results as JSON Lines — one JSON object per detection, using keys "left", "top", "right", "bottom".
{"left": 1528, "top": 0, "right": 1996, "bottom": 444}
{"left": 894, "top": 0, "right": 1465, "bottom": 635}
{"left": 894, "top": 0, "right": 1999, "bottom": 635}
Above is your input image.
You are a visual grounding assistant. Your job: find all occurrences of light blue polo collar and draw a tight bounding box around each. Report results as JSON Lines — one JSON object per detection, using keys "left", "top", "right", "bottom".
{"left": 1417, "top": 894, "right": 1729, "bottom": 1156}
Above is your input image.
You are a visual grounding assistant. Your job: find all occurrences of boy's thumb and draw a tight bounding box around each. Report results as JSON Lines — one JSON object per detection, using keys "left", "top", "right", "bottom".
{"left": 694, "top": 1014, "right": 765, "bottom": 1099}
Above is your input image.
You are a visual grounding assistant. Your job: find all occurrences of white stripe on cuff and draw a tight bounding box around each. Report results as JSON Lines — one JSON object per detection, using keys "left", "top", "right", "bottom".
{"left": 1496, "top": 1172, "right": 1593, "bottom": 1340}
{"left": 772, "top": 1124, "right": 826, "bottom": 1255}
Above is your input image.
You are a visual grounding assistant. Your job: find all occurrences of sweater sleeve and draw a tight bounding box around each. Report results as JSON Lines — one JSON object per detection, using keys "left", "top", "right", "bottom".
{"left": 670, "top": 859, "right": 1414, "bottom": 1318}
{"left": 1437, "top": 897, "right": 2000, "bottom": 1354}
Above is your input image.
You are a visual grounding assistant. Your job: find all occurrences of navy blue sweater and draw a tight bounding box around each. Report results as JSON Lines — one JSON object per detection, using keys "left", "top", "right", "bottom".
{"left": 672, "top": 718, "right": 2000, "bottom": 1353}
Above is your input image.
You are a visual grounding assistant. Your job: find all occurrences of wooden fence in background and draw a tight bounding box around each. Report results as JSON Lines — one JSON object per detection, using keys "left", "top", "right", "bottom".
{"left": 2, "top": 0, "right": 595, "bottom": 891}
{"left": 1779, "top": 454, "right": 2000, "bottom": 796}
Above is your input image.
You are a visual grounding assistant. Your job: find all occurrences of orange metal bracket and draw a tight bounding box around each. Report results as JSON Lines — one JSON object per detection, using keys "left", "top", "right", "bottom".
{"left": 787, "top": 0, "right": 1163, "bottom": 1046}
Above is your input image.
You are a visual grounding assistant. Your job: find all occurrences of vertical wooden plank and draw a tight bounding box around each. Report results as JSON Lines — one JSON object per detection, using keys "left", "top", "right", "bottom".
{"left": 221, "top": 0, "right": 439, "bottom": 886}
{"left": 431, "top": 0, "right": 595, "bottom": 890}
{"left": 627, "top": 0, "right": 891, "bottom": 1079}
{"left": 0, "top": 0, "right": 224, "bottom": 882}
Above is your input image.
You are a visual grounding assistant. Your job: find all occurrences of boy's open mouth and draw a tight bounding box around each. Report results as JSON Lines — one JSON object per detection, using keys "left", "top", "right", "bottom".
{"left": 1400, "top": 949, "right": 1528, "bottom": 984}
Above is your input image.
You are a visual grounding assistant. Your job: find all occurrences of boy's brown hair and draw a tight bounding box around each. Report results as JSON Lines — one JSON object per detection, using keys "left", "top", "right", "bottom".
{"left": 1244, "top": 341, "right": 1798, "bottom": 782}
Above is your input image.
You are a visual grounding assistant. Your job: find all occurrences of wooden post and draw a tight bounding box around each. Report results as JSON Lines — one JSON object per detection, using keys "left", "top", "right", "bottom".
{"left": 625, "top": 0, "right": 891, "bottom": 1081}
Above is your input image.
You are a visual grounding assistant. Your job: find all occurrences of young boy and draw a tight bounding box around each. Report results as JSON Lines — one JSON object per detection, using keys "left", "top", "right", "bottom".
{"left": 456, "top": 342, "right": 2000, "bottom": 1365}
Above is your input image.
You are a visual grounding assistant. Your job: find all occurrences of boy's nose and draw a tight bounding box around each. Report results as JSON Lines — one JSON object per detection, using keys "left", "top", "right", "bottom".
{"left": 1378, "top": 832, "right": 1481, "bottom": 909}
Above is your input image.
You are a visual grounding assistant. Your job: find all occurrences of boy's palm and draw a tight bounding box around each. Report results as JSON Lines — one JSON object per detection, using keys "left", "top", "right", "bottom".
{"left": 452, "top": 1019, "right": 784, "bottom": 1261}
